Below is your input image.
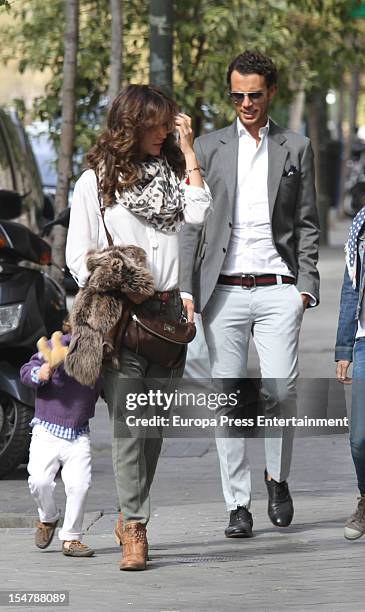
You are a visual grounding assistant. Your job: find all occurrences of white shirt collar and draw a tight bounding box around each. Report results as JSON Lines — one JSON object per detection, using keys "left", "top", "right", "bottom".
{"left": 236, "top": 117, "right": 270, "bottom": 139}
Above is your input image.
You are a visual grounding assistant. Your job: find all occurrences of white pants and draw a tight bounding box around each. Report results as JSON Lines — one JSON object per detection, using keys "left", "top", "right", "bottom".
{"left": 202, "top": 283, "right": 304, "bottom": 511}
{"left": 27, "top": 425, "right": 92, "bottom": 541}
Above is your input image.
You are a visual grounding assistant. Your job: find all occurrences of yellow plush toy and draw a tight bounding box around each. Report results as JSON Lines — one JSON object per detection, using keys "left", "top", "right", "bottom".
{"left": 37, "top": 331, "right": 69, "bottom": 369}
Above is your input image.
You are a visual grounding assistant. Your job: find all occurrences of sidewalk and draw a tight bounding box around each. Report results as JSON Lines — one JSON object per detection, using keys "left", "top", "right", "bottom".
{"left": 1, "top": 215, "right": 364, "bottom": 612}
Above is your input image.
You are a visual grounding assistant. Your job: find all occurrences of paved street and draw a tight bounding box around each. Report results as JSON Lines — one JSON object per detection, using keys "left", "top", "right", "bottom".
{"left": 0, "top": 214, "right": 364, "bottom": 612}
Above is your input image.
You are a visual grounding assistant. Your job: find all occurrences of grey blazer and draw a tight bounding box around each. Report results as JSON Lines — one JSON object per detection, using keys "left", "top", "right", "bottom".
{"left": 179, "top": 119, "right": 320, "bottom": 313}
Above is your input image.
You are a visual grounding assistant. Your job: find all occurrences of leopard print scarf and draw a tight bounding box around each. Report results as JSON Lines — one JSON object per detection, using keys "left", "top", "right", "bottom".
{"left": 114, "top": 156, "right": 186, "bottom": 233}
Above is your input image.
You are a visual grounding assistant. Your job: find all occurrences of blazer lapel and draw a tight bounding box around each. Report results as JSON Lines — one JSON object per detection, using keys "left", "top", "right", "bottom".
{"left": 218, "top": 122, "right": 238, "bottom": 213}
{"left": 267, "top": 120, "right": 288, "bottom": 219}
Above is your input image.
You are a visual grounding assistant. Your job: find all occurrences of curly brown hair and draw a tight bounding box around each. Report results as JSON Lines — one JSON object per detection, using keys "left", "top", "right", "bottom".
{"left": 86, "top": 84, "right": 186, "bottom": 207}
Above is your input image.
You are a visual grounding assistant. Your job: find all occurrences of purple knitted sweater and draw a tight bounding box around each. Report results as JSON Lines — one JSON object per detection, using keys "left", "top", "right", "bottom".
{"left": 20, "top": 334, "right": 100, "bottom": 429}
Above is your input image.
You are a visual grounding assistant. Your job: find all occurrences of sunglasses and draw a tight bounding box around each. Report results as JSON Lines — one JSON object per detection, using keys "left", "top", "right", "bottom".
{"left": 228, "top": 91, "right": 264, "bottom": 104}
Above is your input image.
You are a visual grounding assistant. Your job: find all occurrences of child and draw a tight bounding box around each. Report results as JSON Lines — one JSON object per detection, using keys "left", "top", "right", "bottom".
{"left": 20, "top": 328, "right": 101, "bottom": 557}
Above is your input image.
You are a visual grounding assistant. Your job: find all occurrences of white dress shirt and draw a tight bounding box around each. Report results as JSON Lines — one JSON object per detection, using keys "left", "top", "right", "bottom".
{"left": 221, "top": 118, "right": 293, "bottom": 277}
{"left": 66, "top": 169, "right": 211, "bottom": 290}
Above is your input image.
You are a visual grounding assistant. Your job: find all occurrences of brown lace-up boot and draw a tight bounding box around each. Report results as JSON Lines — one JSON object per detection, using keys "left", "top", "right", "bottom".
{"left": 119, "top": 521, "right": 148, "bottom": 571}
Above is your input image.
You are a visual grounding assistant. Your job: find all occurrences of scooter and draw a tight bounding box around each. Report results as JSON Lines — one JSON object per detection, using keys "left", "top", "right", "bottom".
{"left": 0, "top": 190, "right": 67, "bottom": 477}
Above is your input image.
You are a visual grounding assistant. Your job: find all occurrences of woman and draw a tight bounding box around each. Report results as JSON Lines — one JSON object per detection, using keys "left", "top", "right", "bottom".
{"left": 66, "top": 85, "right": 211, "bottom": 570}
{"left": 335, "top": 204, "right": 365, "bottom": 541}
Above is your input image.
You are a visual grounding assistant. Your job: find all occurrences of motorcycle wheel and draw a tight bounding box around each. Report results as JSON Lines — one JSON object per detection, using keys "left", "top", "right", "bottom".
{"left": 0, "top": 394, "right": 32, "bottom": 478}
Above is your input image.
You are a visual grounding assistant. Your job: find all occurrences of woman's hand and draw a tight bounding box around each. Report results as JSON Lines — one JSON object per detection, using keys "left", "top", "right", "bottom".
{"left": 336, "top": 359, "right": 352, "bottom": 384}
{"left": 175, "top": 113, "right": 194, "bottom": 156}
{"left": 175, "top": 113, "right": 204, "bottom": 188}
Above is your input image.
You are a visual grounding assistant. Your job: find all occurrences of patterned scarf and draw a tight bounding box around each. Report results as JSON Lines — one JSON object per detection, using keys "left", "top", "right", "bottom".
{"left": 345, "top": 206, "right": 365, "bottom": 288}
{"left": 114, "top": 156, "right": 186, "bottom": 233}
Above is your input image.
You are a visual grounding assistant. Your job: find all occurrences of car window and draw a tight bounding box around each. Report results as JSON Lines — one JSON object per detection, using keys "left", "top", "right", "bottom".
{"left": 0, "top": 110, "right": 44, "bottom": 230}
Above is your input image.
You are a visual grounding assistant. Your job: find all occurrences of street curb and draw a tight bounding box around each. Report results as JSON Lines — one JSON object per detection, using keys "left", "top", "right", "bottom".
{"left": 0, "top": 510, "right": 104, "bottom": 530}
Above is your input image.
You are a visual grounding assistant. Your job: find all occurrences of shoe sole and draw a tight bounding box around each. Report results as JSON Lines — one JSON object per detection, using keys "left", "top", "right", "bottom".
{"left": 269, "top": 519, "right": 293, "bottom": 528}
{"left": 225, "top": 531, "right": 253, "bottom": 538}
{"left": 344, "top": 527, "right": 365, "bottom": 540}
{"left": 62, "top": 550, "right": 95, "bottom": 557}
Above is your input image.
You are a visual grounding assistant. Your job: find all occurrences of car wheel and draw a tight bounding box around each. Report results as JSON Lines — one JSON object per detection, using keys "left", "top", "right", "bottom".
{"left": 0, "top": 394, "right": 32, "bottom": 478}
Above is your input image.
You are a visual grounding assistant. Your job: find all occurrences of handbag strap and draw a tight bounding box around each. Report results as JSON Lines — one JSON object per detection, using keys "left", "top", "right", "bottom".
{"left": 113, "top": 300, "right": 132, "bottom": 355}
{"left": 96, "top": 175, "right": 113, "bottom": 247}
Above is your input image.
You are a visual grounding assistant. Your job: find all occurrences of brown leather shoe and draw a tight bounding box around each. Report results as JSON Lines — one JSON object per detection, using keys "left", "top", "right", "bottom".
{"left": 35, "top": 520, "right": 58, "bottom": 549}
{"left": 119, "top": 522, "right": 148, "bottom": 571}
{"left": 62, "top": 540, "right": 95, "bottom": 557}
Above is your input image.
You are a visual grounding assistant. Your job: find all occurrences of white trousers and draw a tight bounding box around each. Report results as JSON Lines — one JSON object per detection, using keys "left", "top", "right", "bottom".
{"left": 27, "top": 425, "right": 92, "bottom": 541}
{"left": 202, "top": 283, "right": 304, "bottom": 511}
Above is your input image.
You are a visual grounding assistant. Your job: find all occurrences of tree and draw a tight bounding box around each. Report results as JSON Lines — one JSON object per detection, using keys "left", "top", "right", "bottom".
{"left": 173, "top": 0, "right": 364, "bottom": 135}
{"left": 2, "top": 1, "right": 364, "bottom": 175}
{"left": 149, "top": 0, "right": 173, "bottom": 95}
{"left": 0, "top": 0, "right": 148, "bottom": 165}
{"left": 107, "top": 0, "right": 123, "bottom": 103}
{"left": 52, "top": 0, "right": 79, "bottom": 283}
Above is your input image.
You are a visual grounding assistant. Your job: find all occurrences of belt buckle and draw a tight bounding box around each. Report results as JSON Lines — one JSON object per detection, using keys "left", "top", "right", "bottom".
{"left": 241, "top": 274, "right": 256, "bottom": 289}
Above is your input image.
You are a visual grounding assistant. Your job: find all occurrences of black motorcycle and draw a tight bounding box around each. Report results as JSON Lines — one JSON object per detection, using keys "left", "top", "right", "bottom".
{"left": 0, "top": 190, "right": 67, "bottom": 477}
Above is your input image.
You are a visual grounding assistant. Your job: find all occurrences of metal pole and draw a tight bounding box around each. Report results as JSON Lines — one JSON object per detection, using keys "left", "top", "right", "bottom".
{"left": 149, "top": 0, "right": 173, "bottom": 96}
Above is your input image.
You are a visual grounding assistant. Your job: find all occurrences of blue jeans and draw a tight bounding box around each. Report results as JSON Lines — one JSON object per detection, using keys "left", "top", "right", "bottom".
{"left": 351, "top": 338, "right": 365, "bottom": 494}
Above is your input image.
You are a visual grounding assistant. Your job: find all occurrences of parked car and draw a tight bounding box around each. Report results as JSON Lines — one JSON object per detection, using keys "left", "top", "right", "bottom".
{"left": 0, "top": 110, "right": 52, "bottom": 230}
{"left": 0, "top": 109, "right": 68, "bottom": 477}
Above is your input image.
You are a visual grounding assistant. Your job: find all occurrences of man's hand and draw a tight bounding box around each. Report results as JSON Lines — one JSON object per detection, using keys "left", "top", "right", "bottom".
{"left": 336, "top": 360, "right": 352, "bottom": 385}
{"left": 301, "top": 294, "right": 310, "bottom": 310}
{"left": 182, "top": 298, "right": 194, "bottom": 323}
{"left": 38, "top": 363, "right": 52, "bottom": 382}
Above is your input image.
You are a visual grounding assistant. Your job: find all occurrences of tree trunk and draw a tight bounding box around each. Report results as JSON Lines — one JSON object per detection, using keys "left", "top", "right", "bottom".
{"left": 337, "top": 69, "right": 360, "bottom": 218}
{"left": 149, "top": 0, "right": 173, "bottom": 96}
{"left": 288, "top": 89, "right": 305, "bottom": 133}
{"left": 107, "top": 0, "right": 123, "bottom": 103}
{"left": 307, "top": 93, "right": 330, "bottom": 245}
{"left": 52, "top": 0, "right": 79, "bottom": 285}
{"left": 336, "top": 78, "right": 346, "bottom": 218}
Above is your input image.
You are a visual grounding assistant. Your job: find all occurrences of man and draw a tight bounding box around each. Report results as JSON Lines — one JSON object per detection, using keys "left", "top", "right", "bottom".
{"left": 180, "top": 50, "right": 320, "bottom": 537}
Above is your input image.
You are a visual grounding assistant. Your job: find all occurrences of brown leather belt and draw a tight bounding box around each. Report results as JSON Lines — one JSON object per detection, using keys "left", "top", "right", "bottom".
{"left": 218, "top": 274, "right": 295, "bottom": 289}
{"left": 151, "top": 289, "right": 180, "bottom": 302}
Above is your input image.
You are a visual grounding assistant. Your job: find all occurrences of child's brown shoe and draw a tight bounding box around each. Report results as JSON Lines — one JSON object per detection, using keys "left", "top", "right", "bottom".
{"left": 35, "top": 520, "right": 58, "bottom": 549}
{"left": 62, "top": 540, "right": 95, "bottom": 557}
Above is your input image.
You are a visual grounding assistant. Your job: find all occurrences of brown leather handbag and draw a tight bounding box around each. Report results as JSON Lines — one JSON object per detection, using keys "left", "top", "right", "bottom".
{"left": 123, "top": 304, "right": 196, "bottom": 369}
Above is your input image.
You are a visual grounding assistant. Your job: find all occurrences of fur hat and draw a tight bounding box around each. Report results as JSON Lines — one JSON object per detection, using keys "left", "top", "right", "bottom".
{"left": 64, "top": 245, "right": 155, "bottom": 387}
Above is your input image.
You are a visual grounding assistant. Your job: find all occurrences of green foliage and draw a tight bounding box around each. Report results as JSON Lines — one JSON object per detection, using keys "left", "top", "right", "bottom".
{"left": 0, "top": 0, "right": 11, "bottom": 10}
{"left": 0, "top": 0, "right": 148, "bottom": 169}
{"left": 173, "top": 0, "right": 364, "bottom": 132}
{"left": 0, "top": 0, "right": 363, "bottom": 161}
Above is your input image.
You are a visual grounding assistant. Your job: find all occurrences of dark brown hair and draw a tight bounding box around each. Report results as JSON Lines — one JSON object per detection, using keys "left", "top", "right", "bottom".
{"left": 86, "top": 85, "right": 186, "bottom": 207}
{"left": 227, "top": 50, "right": 278, "bottom": 89}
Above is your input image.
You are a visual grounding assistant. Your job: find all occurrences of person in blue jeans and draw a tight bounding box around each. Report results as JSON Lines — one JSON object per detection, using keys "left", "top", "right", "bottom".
{"left": 335, "top": 205, "right": 365, "bottom": 539}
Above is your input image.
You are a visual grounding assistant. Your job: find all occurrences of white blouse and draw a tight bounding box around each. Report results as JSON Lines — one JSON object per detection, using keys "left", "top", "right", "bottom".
{"left": 66, "top": 169, "right": 211, "bottom": 290}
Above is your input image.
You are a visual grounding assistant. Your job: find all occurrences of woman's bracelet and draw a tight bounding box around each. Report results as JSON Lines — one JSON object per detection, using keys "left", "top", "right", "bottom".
{"left": 185, "top": 166, "right": 200, "bottom": 177}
